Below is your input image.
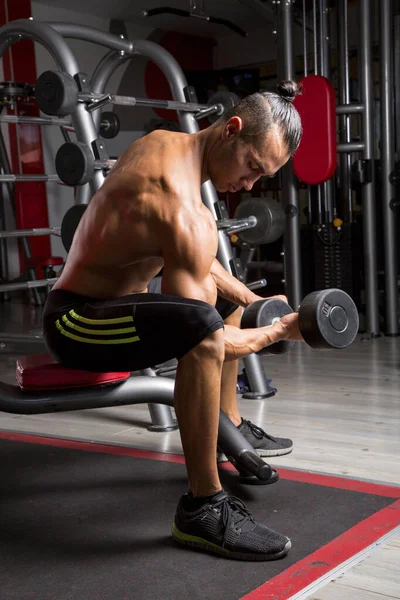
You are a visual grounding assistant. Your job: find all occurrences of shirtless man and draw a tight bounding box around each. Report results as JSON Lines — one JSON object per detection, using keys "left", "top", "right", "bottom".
{"left": 43, "top": 80, "right": 303, "bottom": 561}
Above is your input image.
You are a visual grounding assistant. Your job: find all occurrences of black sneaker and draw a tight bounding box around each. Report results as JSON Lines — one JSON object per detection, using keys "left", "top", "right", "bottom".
{"left": 217, "top": 419, "right": 293, "bottom": 463}
{"left": 172, "top": 491, "right": 291, "bottom": 561}
{"left": 239, "top": 419, "right": 293, "bottom": 457}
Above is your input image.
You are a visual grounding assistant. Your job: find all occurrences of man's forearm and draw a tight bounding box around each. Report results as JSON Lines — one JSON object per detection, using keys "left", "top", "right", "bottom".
{"left": 210, "top": 258, "right": 258, "bottom": 307}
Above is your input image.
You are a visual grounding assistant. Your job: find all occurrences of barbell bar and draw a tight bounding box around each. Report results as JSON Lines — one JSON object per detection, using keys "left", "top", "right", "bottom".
{"left": 0, "top": 157, "right": 116, "bottom": 187}
{"left": 0, "top": 174, "right": 61, "bottom": 183}
{"left": 0, "top": 113, "right": 121, "bottom": 140}
{"left": 216, "top": 216, "right": 257, "bottom": 236}
{"left": 0, "top": 227, "right": 61, "bottom": 239}
{"left": 0, "top": 114, "right": 71, "bottom": 126}
{"left": 0, "top": 277, "right": 58, "bottom": 293}
{"left": 35, "top": 71, "right": 235, "bottom": 119}
{"left": 81, "top": 92, "right": 223, "bottom": 116}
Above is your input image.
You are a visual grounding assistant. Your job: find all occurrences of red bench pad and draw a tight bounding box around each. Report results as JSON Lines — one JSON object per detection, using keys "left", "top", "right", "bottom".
{"left": 293, "top": 75, "right": 337, "bottom": 184}
{"left": 16, "top": 353, "right": 130, "bottom": 391}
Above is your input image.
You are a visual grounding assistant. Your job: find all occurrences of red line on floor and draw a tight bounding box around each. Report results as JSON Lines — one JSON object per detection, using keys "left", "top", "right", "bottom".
{"left": 0, "top": 430, "right": 186, "bottom": 465}
{"left": 240, "top": 498, "right": 400, "bottom": 600}
{"left": 0, "top": 430, "right": 399, "bottom": 498}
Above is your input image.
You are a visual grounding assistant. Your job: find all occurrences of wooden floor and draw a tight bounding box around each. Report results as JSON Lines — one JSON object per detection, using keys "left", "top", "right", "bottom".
{"left": 0, "top": 301, "right": 399, "bottom": 599}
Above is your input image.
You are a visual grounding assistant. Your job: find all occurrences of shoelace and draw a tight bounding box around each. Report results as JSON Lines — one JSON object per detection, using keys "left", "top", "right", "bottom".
{"left": 212, "top": 495, "right": 255, "bottom": 548}
{"left": 242, "top": 419, "right": 277, "bottom": 442}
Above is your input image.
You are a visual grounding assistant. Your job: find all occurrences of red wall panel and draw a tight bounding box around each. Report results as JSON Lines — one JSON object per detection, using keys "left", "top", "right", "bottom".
{"left": 0, "top": 0, "right": 51, "bottom": 273}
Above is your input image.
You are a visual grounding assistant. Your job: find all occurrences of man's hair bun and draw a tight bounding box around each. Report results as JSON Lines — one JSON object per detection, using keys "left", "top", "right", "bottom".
{"left": 276, "top": 80, "right": 302, "bottom": 103}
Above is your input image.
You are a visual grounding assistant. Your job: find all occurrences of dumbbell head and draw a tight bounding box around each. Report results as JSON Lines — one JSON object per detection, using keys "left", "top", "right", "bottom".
{"left": 298, "top": 289, "right": 359, "bottom": 350}
{"left": 241, "top": 298, "right": 295, "bottom": 355}
{"left": 100, "top": 111, "right": 120, "bottom": 139}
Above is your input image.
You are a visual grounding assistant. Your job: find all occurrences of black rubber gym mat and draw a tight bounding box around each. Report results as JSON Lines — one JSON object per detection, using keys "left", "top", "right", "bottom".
{"left": 0, "top": 432, "right": 399, "bottom": 600}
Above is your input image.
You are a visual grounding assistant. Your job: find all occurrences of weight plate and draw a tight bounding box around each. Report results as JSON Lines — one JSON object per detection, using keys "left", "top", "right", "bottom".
{"left": 35, "top": 70, "right": 79, "bottom": 116}
{"left": 100, "top": 111, "right": 121, "bottom": 139}
{"left": 56, "top": 142, "right": 95, "bottom": 186}
{"left": 61, "top": 204, "right": 88, "bottom": 253}
{"left": 234, "top": 197, "right": 285, "bottom": 245}
{"left": 298, "top": 289, "right": 359, "bottom": 350}
{"left": 207, "top": 91, "right": 240, "bottom": 123}
{"left": 241, "top": 298, "right": 295, "bottom": 355}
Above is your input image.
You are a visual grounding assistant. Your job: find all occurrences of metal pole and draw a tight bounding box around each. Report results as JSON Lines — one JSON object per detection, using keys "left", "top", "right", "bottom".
{"left": 302, "top": 0, "right": 311, "bottom": 223}
{"left": 0, "top": 121, "right": 41, "bottom": 304}
{"left": 336, "top": 104, "right": 364, "bottom": 114}
{"left": 0, "top": 174, "right": 60, "bottom": 183}
{"left": 394, "top": 14, "right": 400, "bottom": 155}
{"left": 357, "top": 0, "right": 380, "bottom": 335}
{"left": 337, "top": 0, "right": 353, "bottom": 222}
{"left": 320, "top": 0, "right": 333, "bottom": 221}
{"left": 0, "top": 186, "right": 8, "bottom": 285}
{"left": 303, "top": 0, "right": 308, "bottom": 76}
{"left": 0, "top": 114, "right": 70, "bottom": 126}
{"left": 0, "top": 227, "right": 60, "bottom": 238}
{"left": 140, "top": 368, "right": 178, "bottom": 432}
{"left": 320, "top": 0, "right": 330, "bottom": 78}
{"left": 379, "top": 0, "right": 399, "bottom": 335}
{"left": 0, "top": 277, "right": 57, "bottom": 293}
{"left": 278, "top": 0, "right": 303, "bottom": 308}
{"left": 337, "top": 142, "right": 365, "bottom": 152}
{"left": 91, "top": 50, "right": 128, "bottom": 131}
{"left": 313, "top": 0, "right": 319, "bottom": 74}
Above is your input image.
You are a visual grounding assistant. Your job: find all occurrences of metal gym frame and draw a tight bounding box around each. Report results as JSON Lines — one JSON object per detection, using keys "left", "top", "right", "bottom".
{"left": 276, "top": 0, "right": 398, "bottom": 337}
{"left": 0, "top": 18, "right": 275, "bottom": 484}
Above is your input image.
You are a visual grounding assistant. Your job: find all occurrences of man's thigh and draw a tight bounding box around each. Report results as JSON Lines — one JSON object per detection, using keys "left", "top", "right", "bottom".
{"left": 43, "top": 289, "right": 223, "bottom": 372}
{"left": 149, "top": 276, "right": 240, "bottom": 322}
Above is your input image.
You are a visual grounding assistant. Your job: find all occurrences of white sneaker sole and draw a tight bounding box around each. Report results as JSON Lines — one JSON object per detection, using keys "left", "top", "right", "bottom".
{"left": 217, "top": 445, "right": 293, "bottom": 463}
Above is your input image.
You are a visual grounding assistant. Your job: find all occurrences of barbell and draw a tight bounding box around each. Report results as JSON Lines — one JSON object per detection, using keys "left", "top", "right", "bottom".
{"left": 241, "top": 289, "right": 359, "bottom": 354}
{"left": 234, "top": 197, "right": 285, "bottom": 246}
{"left": 35, "top": 70, "right": 238, "bottom": 122}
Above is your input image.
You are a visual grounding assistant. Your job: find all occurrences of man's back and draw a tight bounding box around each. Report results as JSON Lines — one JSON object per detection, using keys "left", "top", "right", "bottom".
{"left": 54, "top": 130, "right": 216, "bottom": 298}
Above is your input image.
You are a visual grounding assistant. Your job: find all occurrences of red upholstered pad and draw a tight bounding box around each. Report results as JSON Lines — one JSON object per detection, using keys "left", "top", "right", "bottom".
{"left": 293, "top": 75, "right": 337, "bottom": 184}
{"left": 16, "top": 353, "right": 130, "bottom": 391}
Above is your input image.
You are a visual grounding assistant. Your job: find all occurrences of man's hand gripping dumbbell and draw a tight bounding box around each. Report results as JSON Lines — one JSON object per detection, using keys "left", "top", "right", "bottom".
{"left": 223, "top": 288, "right": 359, "bottom": 360}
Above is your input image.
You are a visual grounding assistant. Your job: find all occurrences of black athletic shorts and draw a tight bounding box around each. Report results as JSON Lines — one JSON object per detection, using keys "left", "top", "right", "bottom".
{"left": 42, "top": 277, "right": 239, "bottom": 373}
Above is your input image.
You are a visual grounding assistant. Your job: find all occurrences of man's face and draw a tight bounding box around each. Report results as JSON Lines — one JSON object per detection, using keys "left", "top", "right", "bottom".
{"left": 209, "top": 117, "right": 290, "bottom": 193}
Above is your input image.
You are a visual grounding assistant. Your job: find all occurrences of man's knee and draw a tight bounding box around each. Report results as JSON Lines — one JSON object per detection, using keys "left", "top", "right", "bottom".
{"left": 187, "top": 327, "right": 225, "bottom": 364}
{"left": 224, "top": 305, "right": 243, "bottom": 327}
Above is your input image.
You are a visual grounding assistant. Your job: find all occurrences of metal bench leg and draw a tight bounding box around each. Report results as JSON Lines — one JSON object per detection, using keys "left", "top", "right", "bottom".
{"left": 141, "top": 368, "right": 178, "bottom": 432}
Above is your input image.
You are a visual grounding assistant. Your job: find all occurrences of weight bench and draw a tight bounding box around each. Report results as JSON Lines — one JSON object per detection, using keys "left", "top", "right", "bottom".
{"left": 0, "top": 353, "right": 277, "bottom": 485}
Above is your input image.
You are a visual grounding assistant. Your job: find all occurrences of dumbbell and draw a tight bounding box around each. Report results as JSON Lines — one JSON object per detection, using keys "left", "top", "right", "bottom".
{"left": 241, "top": 289, "right": 359, "bottom": 355}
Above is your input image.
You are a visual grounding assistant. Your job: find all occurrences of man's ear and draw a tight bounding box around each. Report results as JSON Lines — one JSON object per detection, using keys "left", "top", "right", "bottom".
{"left": 222, "top": 116, "right": 243, "bottom": 140}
